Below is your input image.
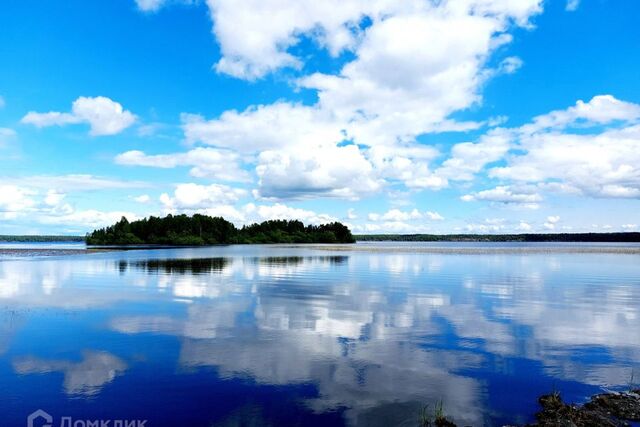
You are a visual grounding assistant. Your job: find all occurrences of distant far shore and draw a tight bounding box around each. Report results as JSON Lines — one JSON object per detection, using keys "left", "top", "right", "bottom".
{"left": 0, "top": 235, "right": 84, "bottom": 243}
{"left": 355, "top": 232, "right": 640, "bottom": 242}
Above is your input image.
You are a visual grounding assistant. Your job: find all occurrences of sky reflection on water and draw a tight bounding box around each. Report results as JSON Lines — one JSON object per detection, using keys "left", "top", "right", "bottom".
{"left": 1, "top": 244, "right": 639, "bottom": 426}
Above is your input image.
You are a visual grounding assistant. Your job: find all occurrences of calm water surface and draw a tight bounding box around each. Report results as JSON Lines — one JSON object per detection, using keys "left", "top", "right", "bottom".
{"left": 1, "top": 243, "right": 639, "bottom": 426}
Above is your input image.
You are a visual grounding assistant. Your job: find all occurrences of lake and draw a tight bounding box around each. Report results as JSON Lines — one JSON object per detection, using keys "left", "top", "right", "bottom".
{"left": 1, "top": 242, "right": 639, "bottom": 426}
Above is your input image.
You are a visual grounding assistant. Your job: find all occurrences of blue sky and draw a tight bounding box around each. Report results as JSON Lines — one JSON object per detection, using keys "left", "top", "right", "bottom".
{"left": 1, "top": 0, "right": 639, "bottom": 234}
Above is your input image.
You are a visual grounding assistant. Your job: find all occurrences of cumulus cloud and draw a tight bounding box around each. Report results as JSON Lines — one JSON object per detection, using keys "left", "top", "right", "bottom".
{"left": 165, "top": 1, "right": 545, "bottom": 200}
{"left": 255, "top": 144, "right": 381, "bottom": 200}
{"left": 436, "top": 129, "right": 511, "bottom": 181}
{"left": 520, "top": 95, "right": 640, "bottom": 134}
{"left": 492, "top": 128, "right": 640, "bottom": 200}
{"left": 160, "top": 183, "right": 247, "bottom": 211}
{"left": 543, "top": 215, "right": 560, "bottom": 230}
{"left": 182, "top": 103, "right": 345, "bottom": 153}
{"left": 0, "top": 185, "right": 36, "bottom": 220}
{"left": 0, "top": 183, "right": 137, "bottom": 229}
{"left": 22, "top": 96, "right": 136, "bottom": 136}
{"left": 116, "top": 147, "right": 250, "bottom": 182}
{"left": 461, "top": 185, "right": 542, "bottom": 209}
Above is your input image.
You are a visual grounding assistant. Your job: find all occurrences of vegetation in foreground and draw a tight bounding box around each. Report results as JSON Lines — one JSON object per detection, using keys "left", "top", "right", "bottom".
{"left": 416, "top": 390, "right": 640, "bottom": 427}
{"left": 85, "top": 214, "right": 355, "bottom": 245}
{"left": 357, "top": 232, "right": 640, "bottom": 242}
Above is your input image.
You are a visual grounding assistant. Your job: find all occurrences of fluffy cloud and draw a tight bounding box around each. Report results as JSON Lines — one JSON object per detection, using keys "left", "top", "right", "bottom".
{"left": 0, "top": 185, "right": 36, "bottom": 219}
{"left": 116, "top": 147, "right": 250, "bottom": 182}
{"left": 367, "top": 208, "right": 443, "bottom": 222}
{"left": 255, "top": 144, "right": 381, "bottom": 200}
{"left": 245, "top": 203, "right": 337, "bottom": 225}
{"left": 160, "top": 183, "right": 247, "bottom": 211}
{"left": 182, "top": 103, "right": 345, "bottom": 153}
{"left": 520, "top": 95, "right": 640, "bottom": 134}
{"left": 492, "top": 127, "right": 640, "bottom": 197}
{"left": 461, "top": 185, "right": 542, "bottom": 209}
{"left": 22, "top": 96, "right": 136, "bottom": 136}
{"left": 0, "top": 184, "right": 137, "bottom": 229}
{"left": 170, "top": 1, "right": 543, "bottom": 199}
{"left": 207, "top": 0, "right": 377, "bottom": 80}
{"left": 543, "top": 215, "right": 560, "bottom": 230}
{"left": 159, "top": 184, "right": 337, "bottom": 225}
{"left": 436, "top": 129, "right": 511, "bottom": 181}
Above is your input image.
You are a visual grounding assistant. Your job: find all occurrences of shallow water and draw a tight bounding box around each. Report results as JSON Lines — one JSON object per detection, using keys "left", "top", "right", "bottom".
{"left": 1, "top": 243, "right": 639, "bottom": 426}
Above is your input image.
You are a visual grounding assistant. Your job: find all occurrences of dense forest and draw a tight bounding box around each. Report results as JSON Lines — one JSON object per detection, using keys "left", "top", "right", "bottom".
{"left": 85, "top": 214, "right": 356, "bottom": 245}
{"left": 355, "top": 233, "right": 640, "bottom": 242}
{"left": 0, "top": 235, "right": 84, "bottom": 242}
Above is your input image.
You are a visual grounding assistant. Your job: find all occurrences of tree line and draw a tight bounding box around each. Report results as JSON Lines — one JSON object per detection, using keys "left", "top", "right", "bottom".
{"left": 355, "top": 233, "right": 640, "bottom": 242}
{"left": 85, "top": 214, "right": 356, "bottom": 245}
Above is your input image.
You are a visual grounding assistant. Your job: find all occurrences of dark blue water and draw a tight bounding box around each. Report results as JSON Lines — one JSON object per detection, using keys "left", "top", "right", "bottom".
{"left": 1, "top": 243, "right": 639, "bottom": 426}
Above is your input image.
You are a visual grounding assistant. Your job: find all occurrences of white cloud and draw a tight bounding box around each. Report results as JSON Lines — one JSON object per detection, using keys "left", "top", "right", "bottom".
{"left": 543, "top": 215, "right": 560, "bottom": 230}
{"left": 133, "top": 194, "right": 151, "bottom": 204}
{"left": 160, "top": 183, "right": 247, "bottom": 211}
{"left": 436, "top": 129, "right": 511, "bottom": 181}
{"left": 368, "top": 209, "right": 422, "bottom": 222}
{"left": 255, "top": 144, "right": 381, "bottom": 200}
{"left": 44, "top": 190, "right": 65, "bottom": 207}
{"left": 207, "top": 0, "right": 378, "bottom": 80}
{"left": 0, "top": 184, "right": 137, "bottom": 229}
{"left": 22, "top": 96, "right": 136, "bottom": 136}
{"left": 484, "top": 96, "right": 640, "bottom": 200}
{"left": 0, "top": 128, "right": 16, "bottom": 147}
{"left": 182, "top": 103, "right": 344, "bottom": 154}
{"left": 116, "top": 147, "right": 250, "bottom": 182}
{"left": 135, "top": 0, "right": 167, "bottom": 12}
{"left": 246, "top": 203, "right": 337, "bottom": 225}
{"left": 366, "top": 208, "right": 443, "bottom": 224}
{"left": 498, "top": 56, "right": 523, "bottom": 74}
{"left": 461, "top": 185, "right": 542, "bottom": 208}
{"left": 0, "top": 185, "right": 36, "bottom": 219}
{"left": 426, "top": 211, "right": 444, "bottom": 221}
{"left": 1, "top": 174, "right": 148, "bottom": 191}
{"left": 39, "top": 209, "right": 138, "bottom": 229}
{"left": 173, "top": 1, "right": 544, "bottom": 200}
{"left": 622, "top": 224, "right": 638, "bottom": 231}
{"left": 491, "top": 124, "right": 640, "bottom": 199}
{"left": 347, "top": 208, "right": 357, "bottom": 220}
{"left": 566, "top": 0, "right": 580, "bottom": 12}
{"left": 520, "top": 95, "right": 640, "bottom": 134}
{"left": 517, "top": 221, "right": 532, "bottom": 231}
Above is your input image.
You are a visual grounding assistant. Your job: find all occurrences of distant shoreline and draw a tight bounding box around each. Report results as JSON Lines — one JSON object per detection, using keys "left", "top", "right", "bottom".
{"left": 355, "top": 232, "right": 640, "bottom": 242}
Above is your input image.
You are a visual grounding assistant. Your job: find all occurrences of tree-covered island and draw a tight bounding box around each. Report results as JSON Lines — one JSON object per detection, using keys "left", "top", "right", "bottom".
{"left": 85, "top": 214, "right": 355, "bottom": 245}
